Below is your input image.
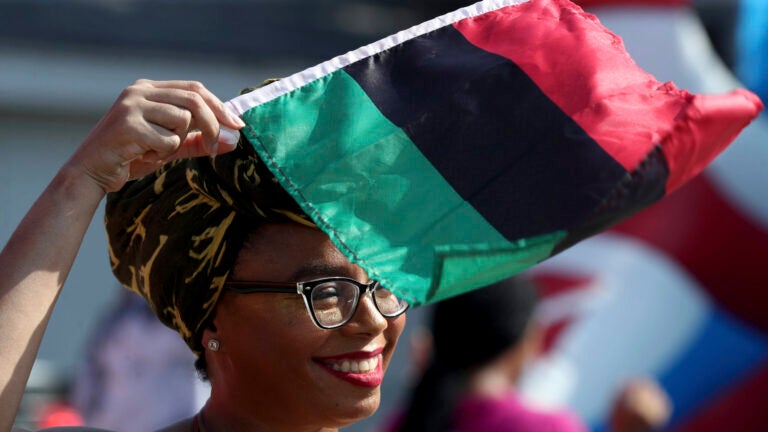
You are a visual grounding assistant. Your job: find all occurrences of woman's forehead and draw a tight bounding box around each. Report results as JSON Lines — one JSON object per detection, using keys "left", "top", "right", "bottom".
{"left": 234, "top": 223, "right": 364, "bottom": 281}
{"left": 288, "top": 260, "right": 365, "bottom": 281}
{"left": 245, "top": 222, "right": 329, "bottom": 250}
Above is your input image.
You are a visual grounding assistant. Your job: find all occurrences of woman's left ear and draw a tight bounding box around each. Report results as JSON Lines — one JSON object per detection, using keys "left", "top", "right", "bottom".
{"left": 201, "top": 317, "right": 221, "bottom": 353}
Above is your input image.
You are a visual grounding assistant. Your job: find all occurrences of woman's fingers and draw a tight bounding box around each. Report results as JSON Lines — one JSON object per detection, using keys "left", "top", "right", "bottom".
{"left": 142, "top": 98, "right": 190, "bottom": 140}
{"left": 140, "top": 79, "right": 245, "bottom": 128}
{"left": 141, "top": 101, "right": 241, "bottom": 162}
{"left": 170, "top": 127, "right": 241, "bottom": 161}
{"left": 139, "top": 81, "right": 244, "bottom": 155}
{"left": 125, "top": 81, "right": 243, "bottom": 175}
{"left": 143, "top": 88, "right": 219, "bottom": 152}
{"left": 128, "top": 127, "right": 240, "bottom": 180}
{"left": 68, "top": 79, "right": 244, "bottom": 193}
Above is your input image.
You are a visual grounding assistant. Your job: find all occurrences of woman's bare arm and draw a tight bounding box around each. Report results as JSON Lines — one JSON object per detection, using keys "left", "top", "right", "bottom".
{"left": 0, "top": 79, "right": 244, "bottom": 431}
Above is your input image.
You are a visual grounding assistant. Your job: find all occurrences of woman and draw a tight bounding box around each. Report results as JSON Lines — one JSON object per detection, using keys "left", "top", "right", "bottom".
{"left": 390, "top": 276, "right": 586, "bottom": 432}
{"left": 0, "top": 79, "right": 407, "bottom": 432}
{"left": 388, "top": 276, "right": 671, "bottom": 432}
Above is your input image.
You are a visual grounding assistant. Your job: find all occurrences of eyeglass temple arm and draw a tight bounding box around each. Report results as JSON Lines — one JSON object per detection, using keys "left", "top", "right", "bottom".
{"left": 224, "top": 281, "right": 298, "bottom": 294}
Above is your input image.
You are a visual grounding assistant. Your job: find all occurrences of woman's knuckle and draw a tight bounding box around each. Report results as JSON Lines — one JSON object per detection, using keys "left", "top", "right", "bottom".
{"left": 119, "top": 85, "right": 137, "bottom": 99}
{"left": 188, "top": 81, "right": 205, "bottom": 92}
{"left": 158, "top": 136, "right": 181, "bottom": 156}
{"left": 178, "top": 108, "right": 193, "bottom": 126}
{"left": 191, "top": 92, "right": 206, "bottom": 109}
{"left": 178, "top": 90, "right": 202, "bottom": 109}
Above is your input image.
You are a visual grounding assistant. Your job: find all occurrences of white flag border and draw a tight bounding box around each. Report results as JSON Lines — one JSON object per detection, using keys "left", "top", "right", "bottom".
{"left": 226, "top": 0, "right": 530, "bottom": 115}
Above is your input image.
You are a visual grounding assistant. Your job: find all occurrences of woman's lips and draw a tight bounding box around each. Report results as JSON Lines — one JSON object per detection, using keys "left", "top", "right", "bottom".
{"left": 314, "top": 349, "right": 385, "bottom": 388}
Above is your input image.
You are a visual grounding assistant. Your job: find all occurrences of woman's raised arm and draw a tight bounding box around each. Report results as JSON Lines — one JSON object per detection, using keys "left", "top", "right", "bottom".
{"left": 0, "top": 80, "right": 244, "bottom": 431}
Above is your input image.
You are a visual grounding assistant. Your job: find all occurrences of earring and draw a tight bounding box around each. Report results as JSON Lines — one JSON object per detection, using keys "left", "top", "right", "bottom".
{"left": 207, "top": 339, "right": 221, "bottom": 352}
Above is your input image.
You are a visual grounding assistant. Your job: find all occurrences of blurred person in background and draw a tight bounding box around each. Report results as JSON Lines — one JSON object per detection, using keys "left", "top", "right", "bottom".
{"left": 72, "top": 290, "right": 206, "bottom": 432}
{"left": 384, "top": 276, "right": 671, "bottom": 432}
{"left": 388, "top": 277, "right": 588, "bottom": 432}
{"left": 13, "top": 360, "right": 84, "bottom": 430}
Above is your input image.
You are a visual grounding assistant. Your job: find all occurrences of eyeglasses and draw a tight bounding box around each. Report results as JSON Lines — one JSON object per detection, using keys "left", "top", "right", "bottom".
{"left": 224, "top": 277, "right": 409, "bottom": 329}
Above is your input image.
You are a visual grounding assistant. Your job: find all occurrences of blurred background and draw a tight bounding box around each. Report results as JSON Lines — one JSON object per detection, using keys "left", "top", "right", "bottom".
{"left": 1, "top": 0, "right": 766, "bottom": 431}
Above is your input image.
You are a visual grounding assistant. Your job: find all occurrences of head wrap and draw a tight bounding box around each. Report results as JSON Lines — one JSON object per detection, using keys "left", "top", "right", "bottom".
{"left": 105, "top": 93, "right": 313, "bottom": 353}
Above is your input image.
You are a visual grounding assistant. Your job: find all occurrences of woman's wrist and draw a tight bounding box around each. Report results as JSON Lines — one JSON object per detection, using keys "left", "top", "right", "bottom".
{"left": 54, "top": 158, "right": 111, "bottom": 207}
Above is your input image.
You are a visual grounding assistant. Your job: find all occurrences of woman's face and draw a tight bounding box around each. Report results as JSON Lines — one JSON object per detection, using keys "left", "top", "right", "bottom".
{"left": 205, "top": 223, "right": 406, "bottom": 430}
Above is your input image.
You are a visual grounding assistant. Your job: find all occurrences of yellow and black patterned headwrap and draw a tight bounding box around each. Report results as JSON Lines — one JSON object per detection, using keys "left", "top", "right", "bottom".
{"left": 105, "top": 135, "right": 313, "bottom": 354}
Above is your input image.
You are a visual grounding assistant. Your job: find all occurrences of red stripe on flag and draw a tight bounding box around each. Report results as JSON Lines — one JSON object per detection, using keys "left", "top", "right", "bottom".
{"left": 657, "top": 89, "right": 762, "bottom": 192}
{"left": 453, "top": 0, "right": 680, "bottom": 172}
{"left": 453, "top": 0, "right": 762, "bottom": 192}
{"left": 575, "top": 0, "right": 690, "bottom": 7}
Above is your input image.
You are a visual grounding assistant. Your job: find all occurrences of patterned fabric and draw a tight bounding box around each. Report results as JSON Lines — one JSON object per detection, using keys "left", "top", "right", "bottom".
{"left": 105, "top": 107, "right": 312, "bottom": 353}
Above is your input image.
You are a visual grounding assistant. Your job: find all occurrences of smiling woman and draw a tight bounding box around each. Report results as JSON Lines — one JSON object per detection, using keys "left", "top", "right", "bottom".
{"left": 189, "top": 223, "right": 406, "bottom": 431}
{"left": 2, "top": 0, "right": 761, "bottom": 428}
{"left": 0, "top": 78, "right": 407, "bottom": 432}
{"left": 99, "top": 86, "right": 408, "bottom": 431}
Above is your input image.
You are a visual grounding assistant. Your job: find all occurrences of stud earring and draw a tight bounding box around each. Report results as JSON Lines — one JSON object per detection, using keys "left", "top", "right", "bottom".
{"left": 207, "top": 339, "right": 221, "bottom": 352}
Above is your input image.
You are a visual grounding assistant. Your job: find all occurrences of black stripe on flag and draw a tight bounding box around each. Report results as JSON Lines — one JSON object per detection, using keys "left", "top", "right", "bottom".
{"left": 553, "top": 146, "right": 669, "bottom": 255}
{"left": 343, "top": 25, "right": 632, "bottom": 240}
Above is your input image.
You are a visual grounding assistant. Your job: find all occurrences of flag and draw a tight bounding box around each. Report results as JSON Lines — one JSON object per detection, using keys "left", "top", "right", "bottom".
{"left": 225, "top": 0, "right": 762, "bottom": 307}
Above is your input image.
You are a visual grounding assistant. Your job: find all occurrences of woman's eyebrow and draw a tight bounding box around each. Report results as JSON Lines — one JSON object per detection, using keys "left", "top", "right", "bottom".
{"left": 290, "top": 261, "right": 352, "bottom": 281}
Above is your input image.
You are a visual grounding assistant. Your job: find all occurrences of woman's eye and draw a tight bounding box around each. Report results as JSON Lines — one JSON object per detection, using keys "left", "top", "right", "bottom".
{"left": 313, "top": 285, "right": 341, "bottom": 302}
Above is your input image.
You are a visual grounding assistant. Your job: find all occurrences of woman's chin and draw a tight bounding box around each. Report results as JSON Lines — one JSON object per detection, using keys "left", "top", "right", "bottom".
{"left": 328, "top": 393, "right": 381, "bottom": 427}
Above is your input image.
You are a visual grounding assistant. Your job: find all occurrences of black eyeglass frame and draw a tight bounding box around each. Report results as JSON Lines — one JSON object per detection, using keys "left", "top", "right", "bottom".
{"left": 224, "top": 276, "right": 409, "bottom": 329}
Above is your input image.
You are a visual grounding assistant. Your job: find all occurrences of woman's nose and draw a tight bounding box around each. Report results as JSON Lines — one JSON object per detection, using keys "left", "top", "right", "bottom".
{"left": 342, "top": 292, "right": 388, "bottom": 335}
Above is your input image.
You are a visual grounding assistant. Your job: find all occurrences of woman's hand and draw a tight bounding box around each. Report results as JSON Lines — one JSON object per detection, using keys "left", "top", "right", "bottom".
{"left": 67, "top": 79, "right": 245, "bottom": 193}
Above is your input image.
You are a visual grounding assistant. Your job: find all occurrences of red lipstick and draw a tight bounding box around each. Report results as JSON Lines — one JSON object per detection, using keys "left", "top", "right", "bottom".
{"left": 314, "top": 349, "right": 385, "bottom": 388}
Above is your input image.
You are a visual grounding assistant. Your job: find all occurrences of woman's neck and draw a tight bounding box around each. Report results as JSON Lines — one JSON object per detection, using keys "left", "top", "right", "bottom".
{"left": 200, "top": 403, "right": 339, "bottom": 432}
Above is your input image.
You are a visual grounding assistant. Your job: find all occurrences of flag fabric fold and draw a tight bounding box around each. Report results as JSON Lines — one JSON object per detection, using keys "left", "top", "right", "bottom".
{"left": 226, "top": 0, "right": 762, "bottom": 306}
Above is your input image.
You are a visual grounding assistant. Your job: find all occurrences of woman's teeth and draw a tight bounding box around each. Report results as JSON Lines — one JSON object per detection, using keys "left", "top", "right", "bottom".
{"left": 330, "top": 356, "right": 379, "bottom": 373}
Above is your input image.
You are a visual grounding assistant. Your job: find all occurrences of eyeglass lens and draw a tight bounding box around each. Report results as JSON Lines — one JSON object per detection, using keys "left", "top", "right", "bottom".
{"left": 309, "top": 280, "right": 407, "bottom": 327}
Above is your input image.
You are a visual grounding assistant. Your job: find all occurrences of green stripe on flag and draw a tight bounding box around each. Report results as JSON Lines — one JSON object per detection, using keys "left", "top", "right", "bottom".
{"left": 240, "top": 71, "right": 565, "bottom": 305}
